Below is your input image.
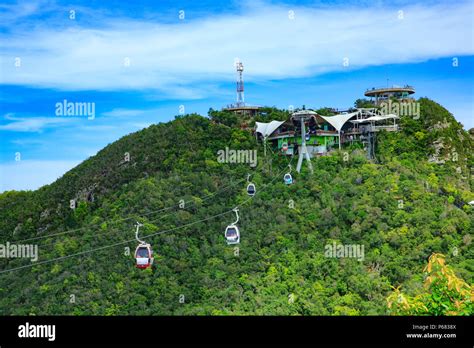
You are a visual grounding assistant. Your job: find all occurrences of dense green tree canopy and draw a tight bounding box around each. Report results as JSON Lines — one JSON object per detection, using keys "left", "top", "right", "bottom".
{"left": 0, "top": 98, "right": 472, "bottom": 315}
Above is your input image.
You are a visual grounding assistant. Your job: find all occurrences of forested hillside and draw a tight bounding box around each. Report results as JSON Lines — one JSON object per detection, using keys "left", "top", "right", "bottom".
{"left": 0, "top": 98, "right": 472, "bottom": 315}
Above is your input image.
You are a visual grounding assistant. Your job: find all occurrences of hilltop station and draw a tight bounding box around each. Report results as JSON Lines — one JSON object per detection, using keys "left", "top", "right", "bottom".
{"left": 222, "top": 60, "right": 415, "bottom": 169}
{"left": 255, "top": 107, "right": 400, "bottom": 165}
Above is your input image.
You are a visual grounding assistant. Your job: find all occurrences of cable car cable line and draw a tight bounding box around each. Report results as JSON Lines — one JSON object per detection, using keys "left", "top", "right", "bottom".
{"left": 6, "top": 179, "right": 194, "bottom": 244}
{"left": 23, "top": 175, "right": 249, "bottom": 251}
{"left": 266, "top": 144, "right": 296, "bottom": 186}
{"left": 17, "top": 124, "right": 295, "bottom": 248}
{"left": 1, "top": 122, "right": 298, "bottom": 275}
{"left": 7, "top": 176, "right": 247, "bottom": 245}
{"left": 0, "top": 159, "right": 294, "bottom": 275}
{"left": 0, "top": 209, "right": 235, "bottom": 275}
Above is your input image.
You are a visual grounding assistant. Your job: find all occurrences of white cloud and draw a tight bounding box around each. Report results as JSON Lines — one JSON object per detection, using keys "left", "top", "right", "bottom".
{"left": 0, "top": 0, "right": 44, "bottom": 23}
{"left": 0, "top": 114, "right": 74, "bottom": 132}
{"left": 101, "top": 108, "right": 146, "bottom": 118}
{"left": 0, "top": 160, "right": 80, "bottom": 192}
{"left": 1, "top": 1, "right": 472, "bottom": 94}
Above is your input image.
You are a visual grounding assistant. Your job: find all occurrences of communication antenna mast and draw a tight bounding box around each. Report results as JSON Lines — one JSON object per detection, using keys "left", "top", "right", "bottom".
{"left": 235, "top": 59, "right": 245, "bottom": 107}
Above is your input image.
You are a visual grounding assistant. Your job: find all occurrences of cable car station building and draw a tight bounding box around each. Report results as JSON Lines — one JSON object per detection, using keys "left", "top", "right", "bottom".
{"left": 223, "top": 61, "right": 409, "bottom": 159}
{"left": 256, "top": 108, "right": 400, "bottom": 158}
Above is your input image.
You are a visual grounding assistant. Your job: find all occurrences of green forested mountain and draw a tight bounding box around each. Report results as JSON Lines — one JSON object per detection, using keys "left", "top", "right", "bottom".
{"left": 0, "top": 98, "right": 472, "bottom": 315}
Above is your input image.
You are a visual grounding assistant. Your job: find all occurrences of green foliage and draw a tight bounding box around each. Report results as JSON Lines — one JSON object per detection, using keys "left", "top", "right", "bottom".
{"left": 208, "top": 108, "right": 240, "bottom": 128}
{"left": 315, "top": 107, "right": 336, "bottom": 116}
{"left": 387, "top": 254, "right": 473, "bottom": 315}
{"left": 0, "top": 99, "right": 472, "bottom": 316}
{"left": 354, "top": 98, "right": 375, "bottom": 108}
{"left": 253, "top": 107, "right": 292, "bottom": 123}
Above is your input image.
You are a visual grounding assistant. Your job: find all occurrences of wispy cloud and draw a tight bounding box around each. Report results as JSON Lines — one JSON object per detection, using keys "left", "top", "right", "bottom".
{"left": 1, "top": 1, "right": 472, "bottom": 95}
{"left": 102, "top": 108, "right": 146, "bottom": 118}
{"left": 0, "top": 0, "right": 45, "bottom": 24}
{"left": 0, "top": 113, "right": 74, "bottom": 132}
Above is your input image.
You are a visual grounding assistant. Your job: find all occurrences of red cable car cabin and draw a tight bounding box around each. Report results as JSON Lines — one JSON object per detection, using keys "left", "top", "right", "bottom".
{"left": 135, "top": 243, "right": 154, "bottom": 269}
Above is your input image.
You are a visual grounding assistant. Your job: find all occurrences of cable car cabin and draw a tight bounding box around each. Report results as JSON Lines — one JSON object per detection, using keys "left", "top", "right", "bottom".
{"left": 284, "top": 173, "right": 293, "bottom": 185}
{"left": 225, "top": 225, "right": 240, "bottom": 245}
{"left": 135, "top": 244, "right": 154, "bottom": 269}
{"left": 247, "top": 183, "right": 256, "bottom": 196}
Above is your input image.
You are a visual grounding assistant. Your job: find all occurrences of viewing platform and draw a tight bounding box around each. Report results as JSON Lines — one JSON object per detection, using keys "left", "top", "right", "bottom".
{"left": 223, "top": 104, "right": 260, "bottom": 116}
{"left": 365, "top": 85, "right": 415, "bottom": 105}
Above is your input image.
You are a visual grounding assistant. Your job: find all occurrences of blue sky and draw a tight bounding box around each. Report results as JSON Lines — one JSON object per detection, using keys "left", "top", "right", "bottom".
{"left": 0, "top": 0, "right": 473, "bottom": 191}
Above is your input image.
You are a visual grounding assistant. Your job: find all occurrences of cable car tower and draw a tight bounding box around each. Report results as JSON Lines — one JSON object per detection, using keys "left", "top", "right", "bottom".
{"left": 292, "top": 110, "right": 315, "bottom": 174}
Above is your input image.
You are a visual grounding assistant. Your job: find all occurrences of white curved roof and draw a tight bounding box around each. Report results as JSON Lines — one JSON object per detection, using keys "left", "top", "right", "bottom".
{"left": 319, "top": 111, "right": 359, "bottom": 132}
{"left": 351, "top": 114, "right": 399, "bottom": 123}
{"left": 255, "top": 121, "right": 285, "bottom": 138}
{"left": 291, "top": 110, "right": 317, "bottom": 118}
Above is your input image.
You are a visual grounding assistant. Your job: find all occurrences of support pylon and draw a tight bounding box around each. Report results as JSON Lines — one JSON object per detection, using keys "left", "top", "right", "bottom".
{"left": 292, "top": 111, "right": 315, "bottom": 174}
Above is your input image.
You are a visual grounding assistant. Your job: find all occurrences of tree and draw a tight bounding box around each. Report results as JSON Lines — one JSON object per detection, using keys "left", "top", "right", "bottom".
{"left": 387, "top": 253, "right": 473, "bottom": 315}
{"left": 315, "top": 107, "right": 336, "bottom": 116}
{"left": 354, "top": 98, "right": 375, "bottom": 108}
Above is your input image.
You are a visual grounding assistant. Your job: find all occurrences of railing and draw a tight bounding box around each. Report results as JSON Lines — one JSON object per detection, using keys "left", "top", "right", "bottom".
{"left": 315, "top": 130, "right": 338, "bottom": 135}
{"left": 345, "top": 125, "right": 398, "bottom": 134}
{"left": 372, "top": 125, "right": 398, "bottom": 132}
{"left": 365, "top": 85, "right": 415, "bottom": 93}
{"left": 269, "top": 129, "right": 338, "bottom": 138}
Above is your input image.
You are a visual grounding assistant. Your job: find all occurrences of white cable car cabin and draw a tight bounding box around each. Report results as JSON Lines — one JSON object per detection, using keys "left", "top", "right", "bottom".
{"left": 284, "top": 164, "right": 293, "bottom": 185}
{"left": 247, "top": 183, "right": 256, "bottom": 196}
{"left": 225, "top": 208, "right": 240, "bottom": 245}
{"left": 135, "top": 243, "right": 154, "bottom": 269}
{"left": 246, "top": 174, "right": 256, "bottom": 197}
{"left": 224, "top": 225, "right": 240, "bottom": 245}
{"left": 133, "top": 222, "right": 154, "bottom": 269}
